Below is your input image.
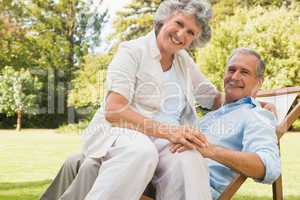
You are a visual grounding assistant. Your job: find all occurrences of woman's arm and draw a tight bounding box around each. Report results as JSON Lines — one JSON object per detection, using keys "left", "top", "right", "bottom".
{"left": 105, "top": 91, "right": 208, "bottom": 149}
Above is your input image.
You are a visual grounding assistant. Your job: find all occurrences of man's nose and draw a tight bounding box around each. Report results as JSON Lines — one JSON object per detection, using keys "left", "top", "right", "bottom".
{"left": 231, "top": 71, "right": 242, "bottom": 80}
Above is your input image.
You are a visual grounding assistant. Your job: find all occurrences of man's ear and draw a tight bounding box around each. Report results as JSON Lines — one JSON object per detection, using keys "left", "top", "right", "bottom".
{"left": 251, "top": 78, "right": 263, "bottom": 98}
{"left": 258, "top": 78, "right": 264, "bottom": 88}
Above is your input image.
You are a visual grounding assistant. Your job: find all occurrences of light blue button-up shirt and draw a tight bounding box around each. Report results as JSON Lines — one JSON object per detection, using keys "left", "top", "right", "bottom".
{"left": 196, "top": 96, "right": 281, "bottom": 199}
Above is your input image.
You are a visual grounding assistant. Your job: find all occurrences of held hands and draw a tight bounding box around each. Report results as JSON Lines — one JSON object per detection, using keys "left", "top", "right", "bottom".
{"left": 165, "top": 125, "right": 208, "bottom": 151}
{"left": 169, "top": 142, "right": 216, "bottom": 158}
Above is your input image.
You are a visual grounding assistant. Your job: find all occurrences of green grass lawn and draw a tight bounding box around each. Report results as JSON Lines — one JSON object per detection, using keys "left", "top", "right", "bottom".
{"left": 0, "top": 129, "right": 299, "bottom": 200}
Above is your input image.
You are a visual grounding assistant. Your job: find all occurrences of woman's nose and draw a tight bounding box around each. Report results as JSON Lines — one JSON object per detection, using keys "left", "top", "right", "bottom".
{"left": 177, "top": 29, "right": 185, "bottom": 40}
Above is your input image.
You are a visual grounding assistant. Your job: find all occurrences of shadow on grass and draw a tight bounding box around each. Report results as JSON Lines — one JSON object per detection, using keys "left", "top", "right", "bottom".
{"left": 0, "top": 180, "right": 51, "bottom": 200}
{"left": 233, "top": 195, "right": 300, "bottom": 200}
{"left": 0, "top": 179, "right": 51, "bottom": 190}
{"left": 0, "top": 180, "right": 299, "bottom": 200}
{"left": 0, "top": 194, "right": 41, "bottom": 200}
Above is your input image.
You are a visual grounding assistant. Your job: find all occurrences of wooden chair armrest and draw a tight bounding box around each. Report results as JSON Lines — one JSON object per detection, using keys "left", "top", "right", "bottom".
{"left": 257, "top": 86, "right": 300, "bottom": 97}
{"left": 217, "top": 175, "right": 247, "bottom": 200}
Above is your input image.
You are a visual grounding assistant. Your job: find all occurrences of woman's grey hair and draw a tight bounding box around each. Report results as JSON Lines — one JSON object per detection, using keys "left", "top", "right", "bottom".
{"left": 154, "top": 0, "right": 212, "bottom": 48}
{"left": 227, "top": 48, "right": 266, "bottom": 80}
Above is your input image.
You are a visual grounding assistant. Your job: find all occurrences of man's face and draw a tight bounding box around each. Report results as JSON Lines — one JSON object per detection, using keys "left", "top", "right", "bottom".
{"left": 224, "top": 53, "right": 262, "bottom": 103}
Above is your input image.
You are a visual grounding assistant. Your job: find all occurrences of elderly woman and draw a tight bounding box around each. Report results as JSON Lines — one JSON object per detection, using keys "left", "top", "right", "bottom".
{"left": 41, "top": 0, "right": 221, "bottom": 200}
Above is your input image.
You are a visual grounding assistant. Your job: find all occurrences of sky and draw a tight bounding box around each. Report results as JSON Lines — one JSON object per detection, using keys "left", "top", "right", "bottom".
{"left": 92, "top": 0, "right": 132, "bottom": 52}
{"left": 100, "top": 0, "right": 132, "bottom": 18}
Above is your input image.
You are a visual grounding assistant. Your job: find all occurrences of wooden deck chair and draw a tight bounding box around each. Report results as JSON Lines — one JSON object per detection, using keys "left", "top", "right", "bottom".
{"left": 141, "top": 86, "right": 300, "bottom": 200}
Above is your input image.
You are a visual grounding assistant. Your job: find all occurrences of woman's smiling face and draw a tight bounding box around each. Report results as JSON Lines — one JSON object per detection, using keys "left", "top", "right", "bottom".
{"left": 156, "top": 12, "right": 201, "bottom": 54}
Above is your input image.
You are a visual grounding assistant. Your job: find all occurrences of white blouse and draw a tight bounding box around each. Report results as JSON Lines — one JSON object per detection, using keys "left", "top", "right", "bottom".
{"left": 81, "top": 30, "right": 219, "bottom": 158}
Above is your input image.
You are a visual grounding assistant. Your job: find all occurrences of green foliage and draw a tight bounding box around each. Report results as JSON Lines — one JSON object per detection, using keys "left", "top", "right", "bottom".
{"left": 0, "top": 66, "right": 42, "bottom": 116}
{"left": 212, "top": 0, "right": 294, "bottom": 9}
{"left": 56, "top": 120, "right": 89, "bottom": 134}
{"left": 239, "top": 0, "right": 286, "bottom": 7}
{"left": 0, "top": 5, "right": 40, "bottom": 71}
{"left": 292, "top": 117, "right": 300, "bottom": 131}
{"left": 109, "top": 0, "right": 160, "bottom": 42}
{"left": 196, "top": 10, "right": 246, "bottom": 90}
{"left": 210, "top": 0, "right": 238, "bottom": 25}
{"left": 68, "top": 53, "right": 112, "bottom": 109}
{"left": 26, "top": 0, "right": 107, "bottom": 73}
{"left": 0, "top": 0, "right": 107, "bottom": 127}
{"left": 198, "top": 6, "right": 300, "bottom": 91}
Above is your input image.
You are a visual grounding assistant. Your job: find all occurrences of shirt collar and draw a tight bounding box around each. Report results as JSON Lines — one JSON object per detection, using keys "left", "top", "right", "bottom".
{"left": 148, "top": 30, "right": 161, "bottom": 59}
{"left": 225, "top": 96, "right": 260, "bottom": 108}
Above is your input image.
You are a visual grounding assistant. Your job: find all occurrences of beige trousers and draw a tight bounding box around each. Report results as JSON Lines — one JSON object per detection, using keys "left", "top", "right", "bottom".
{"left": 40, "top": 154, "right": 100, "bottom": 200}
{"left": 40, "top": 135, "right": 211, "bottom": 200}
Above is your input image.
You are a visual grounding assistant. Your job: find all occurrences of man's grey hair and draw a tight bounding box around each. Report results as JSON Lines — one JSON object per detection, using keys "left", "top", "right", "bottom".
{"left": 227, "top": 48, "right": 266, "bottom": 80}
{"left": 154, "top": 0, "right": 212, "bottom": 48}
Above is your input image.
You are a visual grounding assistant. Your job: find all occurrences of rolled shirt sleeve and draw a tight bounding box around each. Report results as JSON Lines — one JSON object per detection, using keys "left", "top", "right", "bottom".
{"left": 242, "top": 108, "right": 281, "bottom": 184}
{"left": 106, "top": 42, "right": 139, "bottom": 103}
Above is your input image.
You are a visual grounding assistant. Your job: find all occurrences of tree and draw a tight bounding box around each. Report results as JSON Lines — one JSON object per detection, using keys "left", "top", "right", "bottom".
{"left": 197, "top": 6, "right": 300, "bottom": 90}
{"left": 0, "top": 1, "right": 40, "bottom": 71}
{"left": 0, "top": 66, "right": 42, "bottom": 131}
{"left": 0, "top": 0, "right": 108, "bottom": 127}
{"left": 109, "top": 0, "right": 160, "bottom": 42}
{"left": 68, "top": 53, "right": 112, "bottom": 111}
{"left": 27, "top": 0, "right": 108, "bottom": 124}
{"left": 27, "top": 0, "right": 107, "bottom": 70}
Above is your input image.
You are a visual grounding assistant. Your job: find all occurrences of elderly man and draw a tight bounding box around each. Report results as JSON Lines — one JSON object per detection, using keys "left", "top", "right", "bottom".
{"left": 168, "top": 47, "right": 281, "bottom": 199}
{"left": 40, "top": 48, "right": 280, "bottom": 200}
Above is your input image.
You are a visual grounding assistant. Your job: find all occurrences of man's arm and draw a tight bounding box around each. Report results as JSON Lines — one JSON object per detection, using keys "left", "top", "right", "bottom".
{"left": 198, "top": 145, "right": 265, "bottom": 179}
{"left": 170, "top": 142, "right": 265, "bottom": 179}
{"left": 170, "top": 108, "right": 280, "bottom": 183}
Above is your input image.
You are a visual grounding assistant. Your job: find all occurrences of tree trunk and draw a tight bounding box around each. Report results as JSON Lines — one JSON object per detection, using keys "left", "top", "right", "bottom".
{"left": 16, "top": 110, "right": 22, "bottom": 131}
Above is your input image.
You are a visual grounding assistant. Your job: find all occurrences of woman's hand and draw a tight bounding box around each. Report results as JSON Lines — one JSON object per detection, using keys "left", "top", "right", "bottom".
{"left": 169, "top": 142, "right": 215, "bottom": 157}
{"left": 164, "top": 125, "right": 208, "bottom": 150}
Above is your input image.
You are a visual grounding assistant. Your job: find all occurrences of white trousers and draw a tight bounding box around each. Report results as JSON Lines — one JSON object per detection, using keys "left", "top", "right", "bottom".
{"left": 85, "top": 129, "right": 211, "bottom": 200}
{"left": 42, "top": 131, "right": 212, "bottom": 200}
{"left": 84, "top": 131, "right": 159, "bottom": 200}
{"left": 152, "top": 140, "right": 212, "bottom": 200}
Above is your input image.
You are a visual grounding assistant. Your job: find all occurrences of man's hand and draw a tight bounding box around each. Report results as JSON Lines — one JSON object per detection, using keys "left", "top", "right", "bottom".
{"left": 260, "top": 101, "right": 277, "bottom": 117}
{"left": 165, "top": 125, "right": 208, "bottom": 150}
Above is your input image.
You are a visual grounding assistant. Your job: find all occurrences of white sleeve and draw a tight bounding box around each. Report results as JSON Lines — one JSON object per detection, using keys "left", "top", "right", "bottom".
{"left": 106, "top": 42, "right": 139, "bottom": 103}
